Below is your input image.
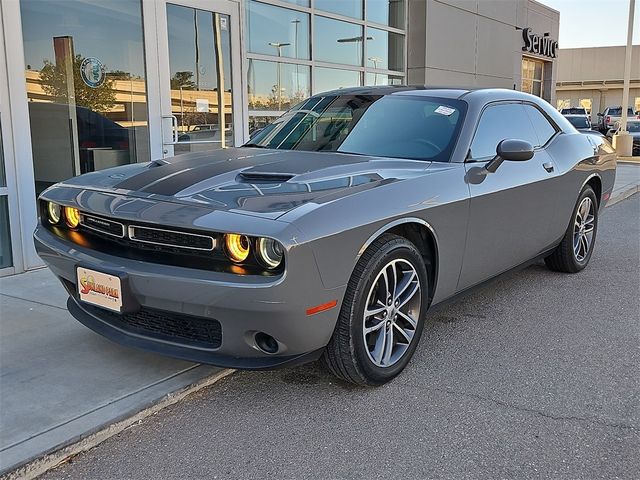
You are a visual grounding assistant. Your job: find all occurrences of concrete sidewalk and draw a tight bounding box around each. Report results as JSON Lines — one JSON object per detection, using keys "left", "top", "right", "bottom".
{"left": 0, "top": 162, "right": 638, "bottom": 477}
{"left": 0, "top": 269, "right": 221, "bottom": 475}
{"left": 611, "top": 162, "right": 640, "bottom": 205}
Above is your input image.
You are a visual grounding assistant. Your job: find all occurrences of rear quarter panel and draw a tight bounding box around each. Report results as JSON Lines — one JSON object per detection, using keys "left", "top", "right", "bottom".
{"left": 546, "top": 131, "right": 616, "bottom": 240}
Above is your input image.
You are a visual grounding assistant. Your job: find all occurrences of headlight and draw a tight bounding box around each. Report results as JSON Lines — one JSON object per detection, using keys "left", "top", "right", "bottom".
{"left": 47, "top": 202, "right": 61, "bottom": 224}
{"left": 256, "top": 237, "right": 284, "bottom": 269}
{"left": 64, "top": 206, "right": 80, "bottom": 228}
{"left": 225, "top": 233, "right": 250, "bottom": 263}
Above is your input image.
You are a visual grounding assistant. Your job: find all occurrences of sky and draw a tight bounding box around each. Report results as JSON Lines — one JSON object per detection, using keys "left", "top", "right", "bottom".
{"left": 540, "top": 0, "right": 640, "bottom": 48}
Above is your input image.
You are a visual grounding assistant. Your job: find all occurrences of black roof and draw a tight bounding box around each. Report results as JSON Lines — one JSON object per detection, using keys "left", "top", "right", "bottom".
{"left": 313, "top": 85, "right": 541, "bottom": 102}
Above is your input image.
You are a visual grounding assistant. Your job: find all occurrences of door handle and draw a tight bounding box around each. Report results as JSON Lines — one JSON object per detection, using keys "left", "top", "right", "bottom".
{"left": 161, "top": 114, "right": 179, "bottom": 144}
{"left": 543, "top": 162, "right": 554, "bottom": 173}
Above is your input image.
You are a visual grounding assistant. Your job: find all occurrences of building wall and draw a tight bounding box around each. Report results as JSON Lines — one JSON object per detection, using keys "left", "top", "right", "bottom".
{"left": 407, "top": 0, "right": 559, "bottom": 104}
{"left": 556, "top": 45, "right": 640, "bottom": 114}
{"left": 557, "top": 45, "right": 640, "bottom": 82}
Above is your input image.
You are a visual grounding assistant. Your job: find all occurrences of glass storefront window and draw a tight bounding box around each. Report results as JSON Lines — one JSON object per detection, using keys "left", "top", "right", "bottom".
{"left": 366, "top": 0, "right": 405, "bottom": 29}
{"left": 246, "top": 1, "right": 310, "bottom": 60}
{"left": 21, "top": 0, "right": 150, "bottom": 196}
{"left": 521, "top": 57, "right": 544, "bottom": 98}
{"left": 365, "top": 72, "right": 403, "bottom": 86}
{"left": 314, "top": 17, "right": 364, "bottom": 66}
{"left": 0, "top": 113, "right": 11, "bottom": 269}
{"left": 0, "top": 117, "right": 5, "bottom": 188}
{"left": 279, "top": 0, "right": 310, "bottom": 6}
{"left": 167, "top": 4, "right": 234, "bottom": 154}
{"left": 315, "top": 0, "right": 363, "bottom": 20}
{"left": 247, "top": 59, "right": 309, "bottom": 136}
{"left": 0, "top": 196, "right": 12, "bottom": 269}
{"left": 248, "top": 59, "right": 310, "bottom": 111}
{"left": 314, "top": 67, "right": 361, "bottom": 94}
{"left": 366, "top": 27, "right": 404, "bottom": 71}
{"left": 579, "top": 98, "right": 592, "bottom": 114}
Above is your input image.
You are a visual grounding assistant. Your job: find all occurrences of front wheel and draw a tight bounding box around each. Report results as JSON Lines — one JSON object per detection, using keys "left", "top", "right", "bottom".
{"left": 322, "top": 234, "right": 429, "bottom": 386}
{"left": 545, "top": 185, "right": 598, "bottom": 273}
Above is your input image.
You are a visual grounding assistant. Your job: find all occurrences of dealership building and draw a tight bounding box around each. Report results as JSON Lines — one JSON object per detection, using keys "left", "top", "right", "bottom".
{"left": 0, "top": 0, "right": 559, "bottom": 276}
{"left": 556, "top": 44, "right": 640, "bottom": 115}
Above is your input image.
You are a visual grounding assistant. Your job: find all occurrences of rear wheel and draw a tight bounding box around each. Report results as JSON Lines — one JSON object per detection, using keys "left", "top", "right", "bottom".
{"left": 322, "top": 234, "right": 429, "bottom": 386}
{"left": 545, "top": 185, "right": 598, "bottom": 273}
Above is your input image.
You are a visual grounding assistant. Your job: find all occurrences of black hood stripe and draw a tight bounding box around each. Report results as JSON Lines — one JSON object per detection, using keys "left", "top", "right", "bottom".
{"left": 139, "top": 154, "right": 281, "bottom": 196}
{"left": 114, "top": 154, "right": 217, "bottom": 191}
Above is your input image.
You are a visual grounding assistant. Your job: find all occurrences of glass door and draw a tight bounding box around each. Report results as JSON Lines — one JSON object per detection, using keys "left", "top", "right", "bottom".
{"left": 156, "top": 0, "right": 245, "bottom": 158}
{"left": 0, "top": 112, "right": 13, "bottom": 273}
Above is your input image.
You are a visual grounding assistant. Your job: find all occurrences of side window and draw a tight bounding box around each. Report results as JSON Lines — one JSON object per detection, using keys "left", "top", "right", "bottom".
{"left": 469, "top": 103, "right": 538, "bottom": 159}
{"left": 524, "top": 104, "right": 557, "bottom": 146}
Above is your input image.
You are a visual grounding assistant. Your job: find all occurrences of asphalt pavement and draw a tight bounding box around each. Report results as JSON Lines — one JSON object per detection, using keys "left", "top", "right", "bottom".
{"left": 42, "top": 194, "right": 640, "bottom": 480}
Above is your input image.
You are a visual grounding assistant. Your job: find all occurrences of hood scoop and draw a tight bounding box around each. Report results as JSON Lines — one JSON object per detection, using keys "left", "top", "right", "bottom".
{"left": 237, "top": 171, "right": 295, "bottom": 183}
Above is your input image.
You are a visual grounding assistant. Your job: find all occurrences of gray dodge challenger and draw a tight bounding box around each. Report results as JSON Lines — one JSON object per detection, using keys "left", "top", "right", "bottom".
{"left": 35, "top": 87, "right": 616, "bottom": 385}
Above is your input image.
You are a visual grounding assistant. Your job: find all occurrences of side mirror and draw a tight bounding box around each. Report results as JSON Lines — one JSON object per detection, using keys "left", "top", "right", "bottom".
{"left": 485, "top": 139, "right": 534, "bottom": 173}
{"left": 597, "top": 112, "right": 603, "bottom": 117}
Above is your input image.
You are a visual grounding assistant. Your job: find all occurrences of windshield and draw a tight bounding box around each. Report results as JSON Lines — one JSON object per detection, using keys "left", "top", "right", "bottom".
{"left": 246, "top": 94, "right": 467, "bottom": 162}
{"left": 627, "top": 122, "right": 640, "bottom": 132}
{"left": 566, "top": 116, "right": 590, "bottom": 129}
{"left": 608, "top": 107, "right": 634, "bottom": 116}
{"left": 561, "top": 108, "right": 586, "bottom": 115}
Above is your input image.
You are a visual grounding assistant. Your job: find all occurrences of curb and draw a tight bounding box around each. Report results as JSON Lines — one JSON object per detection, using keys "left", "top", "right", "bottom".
{"left": 608, "top": 185, "right": 639, "bottom": 207}
{"left": 1, "top": 369, "right": 235, "bottom": 480}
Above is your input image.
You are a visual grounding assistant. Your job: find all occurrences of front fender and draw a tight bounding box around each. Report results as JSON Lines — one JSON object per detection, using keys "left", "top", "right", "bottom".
{"left": 291, "top": 165, "right": 470, "bottom": 305}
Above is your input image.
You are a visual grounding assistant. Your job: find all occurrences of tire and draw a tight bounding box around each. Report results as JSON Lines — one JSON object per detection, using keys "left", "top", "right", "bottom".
{"left": 322, "top": 233, "right": 429, "bottom": 386}
{"left": 545, "top": 185, "right": 598, "bottom": 273}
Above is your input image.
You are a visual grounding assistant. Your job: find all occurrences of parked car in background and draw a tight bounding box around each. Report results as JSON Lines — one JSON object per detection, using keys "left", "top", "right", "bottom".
{"left": 178, "top": 124, "right": 232, "bottom": 142}
{"left": 597, "top": 106, "right": 636, "bottom": 133}
{"left": 35, "top": 87, "right": 617, "bottom": 386}
{"left": 560, "top": 106, "right": 590, "bottom": 123}
{"left": 563, "top": 114, "right": 592, "bottom": 132}
{"left": 560, "top": 107, "right": 588, "bottom": 115}
{"left": 606, "top": 119, "right": 640, "bottom": 155}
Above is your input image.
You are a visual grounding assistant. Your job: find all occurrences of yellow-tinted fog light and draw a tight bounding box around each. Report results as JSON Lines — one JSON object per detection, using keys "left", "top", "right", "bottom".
{"left": 225, "top": 233, "right": 250, "bottom": 263}
{"left": 47, "top": 202, "right": 61, "bottom": 224}
{"left": 64, "top": 207, "right": 80, "bottom": 229}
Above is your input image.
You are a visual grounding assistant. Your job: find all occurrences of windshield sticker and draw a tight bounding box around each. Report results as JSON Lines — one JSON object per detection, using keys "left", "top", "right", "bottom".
{"left": 435, "top": 106, "right": 456, "bottom": 116}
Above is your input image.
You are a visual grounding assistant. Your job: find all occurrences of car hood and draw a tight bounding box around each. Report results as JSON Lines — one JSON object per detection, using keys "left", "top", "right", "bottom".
{"left": 57, "top": 148, "right": 434, "bottom": 219}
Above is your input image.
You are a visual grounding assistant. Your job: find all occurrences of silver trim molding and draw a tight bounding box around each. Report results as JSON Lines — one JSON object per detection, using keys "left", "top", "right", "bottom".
{"left": 80, "top": 214, "right": 126, "bottom": 238}
{"left": 127, "top": 225, "right": 216, "bottom": 252}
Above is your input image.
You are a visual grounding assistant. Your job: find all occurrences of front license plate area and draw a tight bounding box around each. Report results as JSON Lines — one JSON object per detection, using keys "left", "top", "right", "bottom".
{"left": 76, "top": 267, "right": 123, "bottom": 313}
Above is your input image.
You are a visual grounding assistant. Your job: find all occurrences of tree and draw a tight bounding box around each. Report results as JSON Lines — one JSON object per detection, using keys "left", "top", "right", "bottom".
{"left": 171, "top": 71, "right": 197, "bottom": 90}
{"left": 39, "top": 55, "right": 116, "bottom": 113}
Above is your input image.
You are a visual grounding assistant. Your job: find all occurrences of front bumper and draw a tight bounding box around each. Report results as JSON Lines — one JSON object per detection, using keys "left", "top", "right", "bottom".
{"left": 34, "top": 226, "right": 345, "bottom": 369}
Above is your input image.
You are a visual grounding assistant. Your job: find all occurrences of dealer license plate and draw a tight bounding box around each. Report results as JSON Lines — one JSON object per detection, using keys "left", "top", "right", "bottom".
{"left": 76, "top": 267, "right": 123, "bottom": 313}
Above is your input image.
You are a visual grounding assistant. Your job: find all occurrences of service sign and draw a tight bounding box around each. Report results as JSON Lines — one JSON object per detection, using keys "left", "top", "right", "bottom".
{"left": 77, "top": 267, "right": 123, "bottom": 312}
{"left": 522, "top": 28, "right": 558, "bottom": 59}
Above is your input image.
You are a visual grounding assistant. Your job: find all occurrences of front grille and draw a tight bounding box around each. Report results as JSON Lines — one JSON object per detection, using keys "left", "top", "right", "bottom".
{"left": 129, "top": 225, "right": 215, "bottom": 251}
{"left": 82, "top": 302, "right": 222, "bottom": 349}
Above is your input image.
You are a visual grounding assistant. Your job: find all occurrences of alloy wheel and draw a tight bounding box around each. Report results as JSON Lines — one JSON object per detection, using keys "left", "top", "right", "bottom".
{"left": 362, "top": 259, "right": 421, "bottom": 367}
{"left": 573, "top": 196, "right": 595, "bottom": 262}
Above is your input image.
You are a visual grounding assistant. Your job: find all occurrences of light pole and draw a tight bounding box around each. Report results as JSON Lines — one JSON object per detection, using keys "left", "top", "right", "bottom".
{"left": 269, "top": 42, "right": 290, "bottom": 110}
{"left": 337, "top": 35, "right": 373, "bottom": 66}
{"left": 613, "top": 0, "right": 635, "bottom": 156}
{"left": 291, "top": 19, "right": 300, "bottom": 58}
{"left": 291, "top": 19, "right": 301, "bottom": 96}
{"left": 368, "top": 56, "right": 382, "bottom": 85}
